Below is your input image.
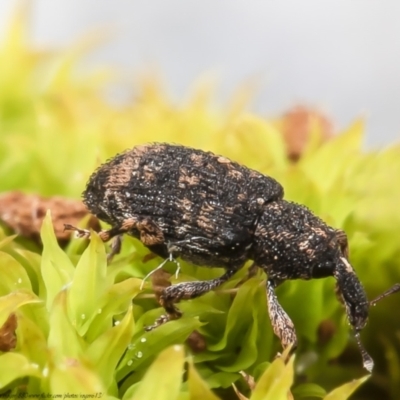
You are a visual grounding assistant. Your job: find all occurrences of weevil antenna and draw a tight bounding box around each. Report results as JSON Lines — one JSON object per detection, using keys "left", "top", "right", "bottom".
{"left": 370, "top": 283, "right": 400, "bottom": 307}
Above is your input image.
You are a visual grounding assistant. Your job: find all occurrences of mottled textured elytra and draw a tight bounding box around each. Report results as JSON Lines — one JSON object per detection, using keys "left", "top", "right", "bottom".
{"left": 66, "top": 143, "right": 400, "bottom": 373}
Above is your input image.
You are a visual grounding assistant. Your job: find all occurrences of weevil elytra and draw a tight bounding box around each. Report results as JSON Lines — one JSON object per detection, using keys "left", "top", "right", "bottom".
{"left": 65, "top": 143, "right": 400, "bottom": 372}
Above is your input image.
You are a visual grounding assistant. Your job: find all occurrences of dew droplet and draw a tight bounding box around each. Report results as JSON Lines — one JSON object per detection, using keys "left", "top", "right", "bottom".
{"left": 81, "top": 314, "right": 86, "bottom": 320}
{"left": 136, "top": 351, "right": 143, "bottom": 359}
{"left": 128, "top": 343, "right": 135, "bottom": 351}
{"left": 114, "top": 320, "right": 120, "bottom": 326}
{"left": 17, "top": 278, "right": 22, "bottom": 284}
{"left": 97, "top": 308, "right": 102, "bottom": 314}
{"left": 127, "top": 359, "right": 133, "bottom": 366}
{"left": 140, "top": 337, "right": 147, "bottom": 343}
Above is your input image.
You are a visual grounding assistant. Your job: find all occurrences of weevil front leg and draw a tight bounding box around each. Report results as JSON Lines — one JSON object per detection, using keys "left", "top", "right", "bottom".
{"left": 146, "top": 266, "right": 240, "bottom": 331}
{"left": 65, "top": 216, "right": 165, "bottom": 263}
{"left": 266, "top": 279, "right": 298, "bottom": 350}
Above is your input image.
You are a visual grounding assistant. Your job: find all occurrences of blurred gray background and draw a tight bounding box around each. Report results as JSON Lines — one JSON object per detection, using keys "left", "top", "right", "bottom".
{"left": 1, "top": 0, "right": 399, "bottom": 147}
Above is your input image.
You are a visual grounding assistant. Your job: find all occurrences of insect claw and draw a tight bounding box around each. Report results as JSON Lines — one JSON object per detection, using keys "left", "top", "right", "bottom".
{"left": 144, "top": 314, "right": 170, "bottom": 331}
{"left": 63, "top": 224, "right": 91, "bottom": 239}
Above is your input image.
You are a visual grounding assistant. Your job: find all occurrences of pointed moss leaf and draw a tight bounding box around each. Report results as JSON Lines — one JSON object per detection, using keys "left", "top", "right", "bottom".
{"left": 0, "top": 290, "right": 41, "bottom": 326}
{"left": 279, "top": 280, "right": 326, "bottom": 343}
{"left": 205, "top": 372, "right": 240, "bottom": 389}
{"left": 208, "top": 279, "right": 260, "bottom": 352}
{"left": 87, "top": 306, "right": 134, "bottom": 389}
{"left": 0, "top": 234, "right": 17, "bottom": 250}
{"left": 218, "top": 279, "right": 272, "bottom": 372}
{"left": 0, "top": 251, "right": 32, "bottom": 295}
{"left": 48, "top": 289, "right": 85, "bottom": 363}
{"left": 127, "top": 345, "right": 185, "bottom": 400}
{"left": 40, "top": 212, "right": 75, "bottom": 310}
{"left": 101, "top": 278, "right": 142, "bottom": 315}
{"left": 323, "top": 376, "right": 369, "bottom": 400}
{"left": 86, "top": 278, "right": 142, "bottom": 342}
{"left": 231, "top": 116, "right": 288, "bottom": 171}
{"left": 292, "top": 383, "right": 326, "bottom": 398}
{"left": 12, "top": 249, "right": 46, "bottom": 299}
{"left": 17, "top": 313, "right": 48, "bottom": 368}
{"left": 187, "top": 359, "right": 221, "bottom": 400}
{"left": 0, "top": 352, "right": 42, "bottom": 388}
{"left": 300, "top": 120, "right": 364, "bottom": 192}
{"left": 68, "top": 231, "right": 109, "bottom": 336}
{"left": 117, "top": 317, "right": 201, "bottom": 381}
{"left": 250, "top": 354, "right": 294, "bottom": 400}
{"left": 50, "top": 359, "right": 105, "bottom": 395}
{"left": 216, "top": 290, "right": 260, "bottom": 372}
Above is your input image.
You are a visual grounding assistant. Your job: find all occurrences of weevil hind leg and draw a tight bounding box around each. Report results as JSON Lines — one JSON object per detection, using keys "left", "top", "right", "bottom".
{"left": 145, "top": 266, "right": 241, "bottom": 331}
{"left": 266, "top": 279, "right": 298, "bottom": 350}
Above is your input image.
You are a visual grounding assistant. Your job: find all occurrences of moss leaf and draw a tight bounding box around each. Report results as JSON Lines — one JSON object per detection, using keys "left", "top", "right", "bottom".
{"left": 49, "top": 358, "right": 105, "bottom": 395}
{"left": 40, "top": 212, "right": 75, "bottom": 309}
{"left": 68, "top": 231, "right": 108, "bottom": 336}
{"left": 127, "top": 345, "right": 184, "bottom": 400}
{"left": 86, "top": 305, "right": 135, "bottom": 390}
{"left": 323, "top": 376, "right": 369, "bottom": 400}
{"left": 0, "top": 290, "right": 41, "bottom": 326}
{"left": 250, "top": 353, "right": 294, "bottom": 400}
{"left": 48, "top": 288, "right": 85, "bottom": 363}
{"left": 0, "top": 352, "right": 42, "bottom": 388}
{"left": 187, "top": 358, "right": 221, "bottom": 400}
{"left": 0, "top": 251, "right": 32, "bottom": 295}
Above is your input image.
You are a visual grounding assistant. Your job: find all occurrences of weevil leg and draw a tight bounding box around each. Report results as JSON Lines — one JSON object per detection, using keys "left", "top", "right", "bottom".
{"left": 335, "top": 229, "right": 349, "bottom": 259}
{"left": 64, "top": 217, "right": 138, "bottom": 242}
{"left": 107, "top": 235, "right": 123, "bottom": 263}
{"left": 145, "top": 266, "right": 239, "bottom": 331}
{"left": 236, "top": 262, "right": 259, "bottom": 287}
{"left": 266, "top": 279, "right": 297, "bottom": 350}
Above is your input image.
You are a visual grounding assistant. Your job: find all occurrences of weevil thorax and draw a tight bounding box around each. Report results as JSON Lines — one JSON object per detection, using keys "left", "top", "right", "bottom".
{"left": 253, "top": 200, "right": 341, "bottom": 280}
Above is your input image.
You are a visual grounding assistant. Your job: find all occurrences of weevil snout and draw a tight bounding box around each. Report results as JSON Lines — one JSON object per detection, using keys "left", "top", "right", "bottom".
{"left": 333, "top": 256, "right": 373, "bottom": 371}
{"left": 334, "top": 257, "right": 369, "bottom": 331}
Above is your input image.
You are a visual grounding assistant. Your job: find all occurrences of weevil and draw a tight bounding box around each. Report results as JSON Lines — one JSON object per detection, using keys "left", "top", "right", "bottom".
{"left": 65, "top": 143, "right": 400, "bottom": 372}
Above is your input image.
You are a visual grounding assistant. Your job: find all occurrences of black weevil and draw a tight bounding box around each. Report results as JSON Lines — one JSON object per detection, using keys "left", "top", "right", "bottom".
{"left": 65, "top": 143, "right": 400, "bottom": 372}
